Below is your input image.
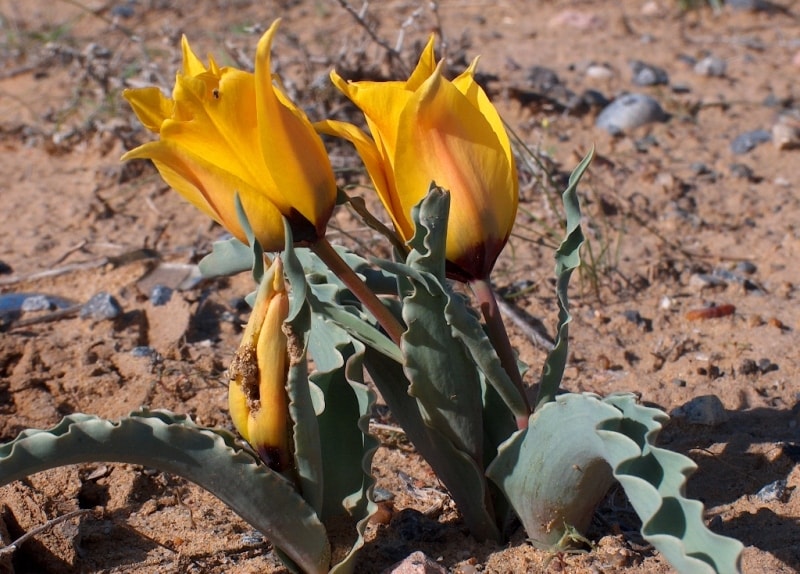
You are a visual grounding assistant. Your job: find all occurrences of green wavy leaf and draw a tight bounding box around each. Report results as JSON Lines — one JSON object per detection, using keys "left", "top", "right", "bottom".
{"left": 486, "top": 393, "right": 743, "bottom": 574}
{"left": 0, "top": 410, "right": 330, "bottom": 573}
{"left": 535, "top": 149, "right": 591, "bottom": 409}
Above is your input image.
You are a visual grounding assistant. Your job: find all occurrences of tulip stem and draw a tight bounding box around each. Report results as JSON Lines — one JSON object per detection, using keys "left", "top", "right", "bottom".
{"left": 470, "top": 278, "right": 531, "bottom": 429}
{"left": 311, "top": 238, "right": 405, "bottom": 347}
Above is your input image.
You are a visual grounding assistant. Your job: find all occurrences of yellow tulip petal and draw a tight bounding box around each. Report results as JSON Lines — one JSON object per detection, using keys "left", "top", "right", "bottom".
{"left": 255, "top": 21, "right": 336, "bottom": 235}
{"left": 330, "top": 70, "right": 412, "bottom": 167}
{"left": 122, "top": 87, "right": 173, "bottom": 133}
{"left": 452, "top": 59, "right": 517, "bottom": 187}
{"left": 228, "top": 379, "right": 251, "bottom": 442}
{"left": 249, "top": 263, "right": 290, "bottom": 469}
{"left": 122, "top": 140, "right": 286, "bottom": 250}
{"left": 166, "top": 68, "right": 271, "bottom": 190}
{"left": 405, "top": 35, "right": 437, "bottom": 91}
{"left": 181, "top": 35, "right": 208, "bottom": 76}
{"left": 395, "top": 63, "right": 517, "bottom": 278}
{"left": 315, "top": 119, "right": 411, "bottom": 236}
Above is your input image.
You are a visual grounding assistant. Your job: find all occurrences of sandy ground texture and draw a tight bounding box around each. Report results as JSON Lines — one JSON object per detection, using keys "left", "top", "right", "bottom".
{"left": 1, "top": 0, "right": 800, "bottom": 572}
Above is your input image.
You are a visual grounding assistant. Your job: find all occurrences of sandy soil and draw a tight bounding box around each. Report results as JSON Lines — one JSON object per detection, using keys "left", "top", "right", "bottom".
{"left": 1, "top": 0, "right": 799, "bottom": 572}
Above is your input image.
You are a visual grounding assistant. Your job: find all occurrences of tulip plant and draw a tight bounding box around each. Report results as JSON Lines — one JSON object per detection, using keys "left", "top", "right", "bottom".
{"left": 0, "top": 19, "right": 743, "bottom": 574}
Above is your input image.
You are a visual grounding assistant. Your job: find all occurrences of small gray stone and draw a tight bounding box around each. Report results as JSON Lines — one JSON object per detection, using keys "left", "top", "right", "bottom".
{"left": 754, "top": 479, "right": 790, "bottom": 503}
{"left": 372, "top": 487, "right": 395, "bottom": 503}
{"left": 21, "top": 294, "right": 54, "bottom": 312}
{"left": 672, "top": 395, "right": 729, "bottom": 426}
{"left": 772, "top": 122, "right": 800, "bottom": 150}
{"left": 382, "top": 551, "right": 447, "bottom": 574}
{"left": 694, "top": 56, "right": 727, "bottom": 77}
{"left": 739, "top": 359, "right": 759, "bottom": 375}
{"left": 630, "top": 60, "right": 669, "bottom": 86}
{"left": 585, "top": 63, "right": 615, "bottom": 80}
{"left": 729, "top": 163, "right": 756, "bottom": 180}
{"left": 580, "top": 89, "right": 610, "bottom": 109}
{"left": 80, "top": 292, "right": 122, "bottom": 320}
{"left": 239, "top": 531, "right": 264, "bottom": 545}
{"left": 758, "top": 358, "right": 778, "bottom": 374}
{"left": 730, "top": 130, "right": 771, "bottom": 154}
{"left": 149, "top": 284, "right": 173, "bottom": 306}
{"left": 735, "top": 261, "right": 757, "bottom": 275}
{"left": 596, "top": 93, "right": 668, "bottom": 134}
{"left": 130, "top": 346, "right": 156, "bottom": 358}
{"left": 526, "top": 66, "right": 562, "bottom": 92}
{"left": 727, "top": 0, "right": 781, "bottom": 11}
{"left": 689, "top": 273, "right": 727, "bottom": 289}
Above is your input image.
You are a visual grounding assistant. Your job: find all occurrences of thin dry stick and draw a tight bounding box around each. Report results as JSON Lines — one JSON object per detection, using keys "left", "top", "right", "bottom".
{"left": 0, "top": 509, "right": 95, "bottom": 557}
{"left": 494, "top": 295, "right": 555, "bottom": 352}
{"left": 331, "top": 0, "right": 410, "bottom": 76}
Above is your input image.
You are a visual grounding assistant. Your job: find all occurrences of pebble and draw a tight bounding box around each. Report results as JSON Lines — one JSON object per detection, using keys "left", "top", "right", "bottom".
{"left": 595, "top": 93, "right": 668, "bottom": 134}
{"left": 149, "top": 284, "right": 173, "bottom": 306}
{"left": 110, "top": 2, "right": 135, "bottom": 18}
{"left": 735, "top": 261, "right": 757, "bottom": 275}
{"left": 130, "top": 346, "right": 157, "bottom": 358}
{"left": 0, "top": 292, "right": 75, "bottom": 314}
{"left": 0, "top": 260, "right": 11, "bottom": 275}
{"left": 20, "top": 294, "right": 55, "bottom": 312}
{"left": 580, "top": 89, "right": 610, "bottom": 109}
{"left": 754, "top": 479, "right": 790, "bottom": 503}
{"left": 526, "top": 66, "right": 561, "bottom": 92}
{"left": 710, "top": 268, "right": 761, "bottom": 292}
{"left": 585, "top": 63, "right": 615, "bottom": 80}
{"left": 382, "top": 551, "right": 447, "bottom": 574}
{"left": 739, "top": 359, "right": 759, "bottom": 375}
{"left": 772, "top": 122, "right": 800, "bottom": 150}
{"left": 757, "top": 358, "right": 778, "bottom": 374}
{"left": 670, "top": 83, "right": 692, "bottom": 94}
{"left": 729, "top": 163, "right": 756, "bottom": 180}
{"left": 630, "top": 60, "right": 669, "bottom": 86}
{"left": 689, "top": 273, "right": 727, "bottom": 289}
{"left": 730, "top": 130, "right": 772, "bottom": 154}
{"left": 80, "top": 292, "right": 122, "bottom": 320}
{"left": 373, "top": 487, "right": 395, "bottom": 503}
{"left": 239, "top": 531, "right": 264, "bottom": 545}
{"left": 727, "top": 0, "right": 779, "bottom": 11}
{"left": 693, "top": 55, "right": 727, "bottom": 77}
{"left": 672, "top": 395, "right": 729, "bottom": 426}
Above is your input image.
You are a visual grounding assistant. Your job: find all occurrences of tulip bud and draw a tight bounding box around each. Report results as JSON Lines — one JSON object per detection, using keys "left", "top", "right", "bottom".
{"left": 228, "top": 257, "right": 291, "bottom": 472}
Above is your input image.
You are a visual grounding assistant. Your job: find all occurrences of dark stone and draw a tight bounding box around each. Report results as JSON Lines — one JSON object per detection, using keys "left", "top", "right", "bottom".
{"left": 80, "top": 292, "right": 122, "bottom": 320}
{"left": 730, "top": 130, "right": 771, "bottom": 154}
{"left": 149, "top": 284, "right": 173, "bottom": 306}
{"left": 630, "top": 60, "right": 669, "bottom": 86}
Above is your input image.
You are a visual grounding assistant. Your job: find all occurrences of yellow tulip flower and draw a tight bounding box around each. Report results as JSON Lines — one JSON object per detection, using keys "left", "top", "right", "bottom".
{"left": 317, "top": 37, "right": 518, "bottom": 281}
{"left": 122, "top": 20, "right": 337, "bottom": 252}
{"left": 228, "top": 257, "right": 291, "bottom": 472}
